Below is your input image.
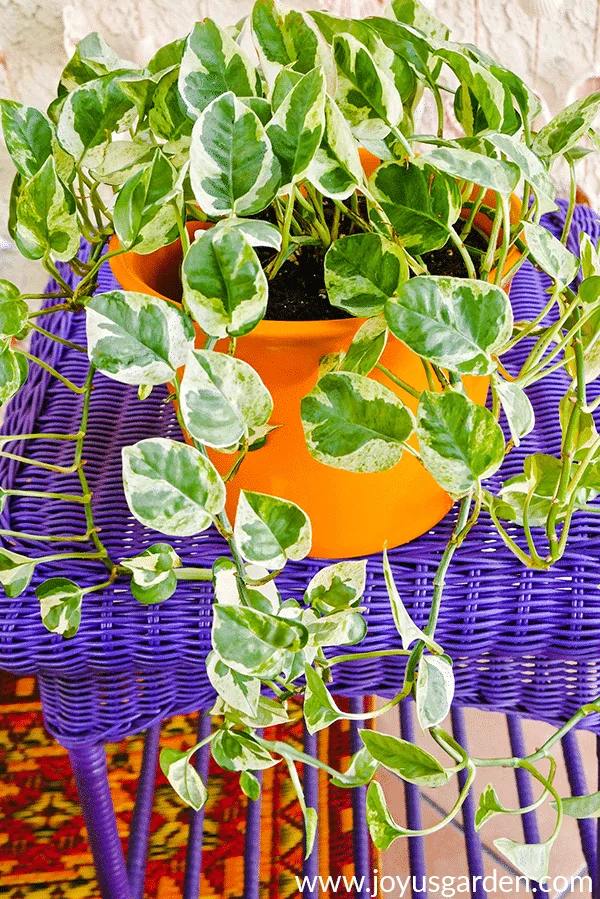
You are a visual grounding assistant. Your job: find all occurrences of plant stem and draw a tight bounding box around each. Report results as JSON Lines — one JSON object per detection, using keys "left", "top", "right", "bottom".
{"left": 424, "top": 494, "right": 472, "bottom": 638}
{"left": 327, "top": 648, "right": 411, "bottom": 666}
{"left": 174, "top": 567, "right": 213, "bottom": 581}
{"left": 3, "top": 488, "right": 88, "bottom": 504}
{"left": 376, "top": 364, "right": 421, "bottom": 399}
{"left": 29, "top": 322, "right": 87, "bottom": 353}
{"left": 448, "top": 227, "right": 477, "bottom": 279}
{"left": 269, "top": 190, "right": 297, "bottom": 279}
{"left": 494, "top": 193, "right": 511, "bottom": 285}
{"left": 561, "top": 158, "right": 577, "bottom": 246}
{"left": 14, "top": 350, "right": 87, "bottom": 393}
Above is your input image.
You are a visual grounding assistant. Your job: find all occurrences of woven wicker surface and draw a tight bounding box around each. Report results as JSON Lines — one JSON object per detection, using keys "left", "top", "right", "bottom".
{"left": 1, "top": 203, "right": 600, "bottom": 747}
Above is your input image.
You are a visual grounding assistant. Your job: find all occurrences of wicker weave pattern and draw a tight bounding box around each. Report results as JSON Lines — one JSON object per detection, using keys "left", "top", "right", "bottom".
{"left": 2, "top": 203, "right": 600, "bottom": 747}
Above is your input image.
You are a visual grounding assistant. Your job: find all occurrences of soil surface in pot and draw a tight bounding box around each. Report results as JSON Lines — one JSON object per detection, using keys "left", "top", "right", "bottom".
{"left": 259, "top": 223, "right": 489, "bottom": 321}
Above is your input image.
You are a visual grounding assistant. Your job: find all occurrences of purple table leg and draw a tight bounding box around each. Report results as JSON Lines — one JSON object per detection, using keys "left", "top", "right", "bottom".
{"left": 400, "top": 701, "right": 428, "bottom": 899}
{"left": 450, "top": 707, "right": 487, "bottom": 899}
{"left": 127, "top": 723, "right": 161, "bottom": 899}
{"left": 507, "top": 716, "right": 548, "bottom": 897}
{"left": 69, "top": 742, "right": 133, "bottom": 899}
{"left": 183, "top": 713, "right": 212, "bottom": 899}
{"left": 349, "top": 697, "right": 371, "bottom": 899}
{"left": 243, "top": 766, "right": 263, "bottom": 899}
{"left": 302, "top": 726, "right": 319, "bottom": 899}
{"left": 561, "top": 730, "right": 597, "bottom": 895}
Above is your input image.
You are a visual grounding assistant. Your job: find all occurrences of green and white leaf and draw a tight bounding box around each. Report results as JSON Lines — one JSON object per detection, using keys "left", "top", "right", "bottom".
{"left": 307, "top": 609, "right": 367, "bottom": 648}
{"left": 416, "top": 390, "right": 505, "bottom": 496}
{"left": 383, "top": 547, "right": 440, "bottom": 653}
{"left": 0, "top": 345, "right": 23, "bottom": 406}
{"left": 301, "top": 371, "right": 414, "bottom": 473}
{"left": 148, "top": 68, "right": 194, "bottom": 142}
{"left": 434, "top": 45, "right": 506, "bottom": 132}
{"left": 266, "top": 67, "right": 326, "bottom": 190}
{"left": 0, "top": 281, "right": 28, "bottom": 338}
{"left": 180, "top": 349, "right": 273, "bottom": 450}
{"left": 304, "top": 665, "right": 345, "bottom": 734}
{"left": 494, "top": 378, "right": 535, "bottom": 447}
{"left": 60, "top": 32, "right": 137, "bottom": 91}
{"left": 122, "top": 437, "right": 225, "bottom": 537}
{"left": 212, "top": 728, "right": 278, "bottom": 772}
{"left": 0, "top": 100, "right": 54, "bottom": 179}
{"left": 213, "top": 557, "right": 280, "bottom": 616}
{"left": 366, "top": 780, "right": 407, "bottom": 850}
{"left": 360, "top": 730, "right": 450, "bottom": 787}
{"left": 415, "top": 654, "right": 454, "bottom": 730}
{"left": 36, "top": 577, "right": 83, "bottom": 639}
{"left": 325, "top": 233, "right": 409, "bottom": 317}
{"left": 56, "top": 74, "right": 136, "bottom": 164}
{"left": 486, "top": 132, "right": 556, "bottom": 215}
{"left": 419, "top": 146, "right": 520, "bottom": 194}
{"left": 475, "top": 784, "right": 505, "bottom": 830}
{"left": 333, "top": 33, "right": 402, "bottom": 141}
{"left": 0, "top": 548, "right": 36, "bottom": 598}
{"left": 306, "top": 94, "right": 364, "bottom": 200}
{"left": 521, "top": 221, "right": 579, "bottom": 286}
{"left": 493, "top": 838, "right": 552, "bottom": 883}
{"left": 121, "top": 543, "right": 181, "bottom": 604}
{"left": 207, "top": 651, "right": 261, "bottom": 717}
{"left": 554, "top": 791, "right": 600, "bottom": 819}
{"left": 341, "top": 318, "right": 388, "bottom": 376}
{"left": 14, "top": 157, "right": 79, "bottom": 262}
{"left": 305, "top": 560, "right": 367, "bottom": 613}
{"left": 190, "top": 92, "right": 280, "bottom": 216}
{"left": 215, "top": 217, "right": 282, "bottom": 251}
{"left": 240, "top": 771, "right": 261, "bottom": 801}
{"left": 212, "top": 603, "right": 308, "bottom": 677}
{"left": 160, "top": 748, "right": 207, "bottom": 811}
{"left": 331, "top": 746, "right": 378, "bottom": 789}
{"left": 114, "top": 150, "right": 183, "bottom": 254}
{"left": 386, "top": 276, "right": 513, "bottom": 375}
{"left": 88, "top": 134, "right": 156, "bottom": 186}
{"left": 284, "top": 754, "right": 318, "bottom": 859}
{"left": 182, "top": 225, "right": 268, "bottom": 338}
{"left": 533, "top": 92, "right": 600, "bottom": 160}
{"left": 234, "top": 490, "right": 312, "bottom": 569}
{"left": 179, "top": 19, "right": 260, "bottom": 118}
{"left": 86, "top": 290, "right": 195, "bottom": 385}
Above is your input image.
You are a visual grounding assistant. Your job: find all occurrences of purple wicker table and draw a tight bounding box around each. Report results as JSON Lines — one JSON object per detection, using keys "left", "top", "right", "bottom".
{"left": 2, "top": 202, "right": 600, "bottom": 898}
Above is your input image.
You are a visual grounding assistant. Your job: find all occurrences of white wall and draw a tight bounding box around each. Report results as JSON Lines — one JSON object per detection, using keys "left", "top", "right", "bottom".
{"left": 1, "top": 0, "right": 598, "bottom": 271}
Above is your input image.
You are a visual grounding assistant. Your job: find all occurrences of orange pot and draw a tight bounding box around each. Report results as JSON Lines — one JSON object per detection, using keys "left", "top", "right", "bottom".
{"left": 109, "top": 183, "right": 520, "bottom": 558}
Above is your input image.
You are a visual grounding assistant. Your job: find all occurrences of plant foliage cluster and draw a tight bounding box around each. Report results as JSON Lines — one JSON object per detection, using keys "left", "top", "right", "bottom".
{"left": 2, "top": 0, "right": 600, "bottom": 876}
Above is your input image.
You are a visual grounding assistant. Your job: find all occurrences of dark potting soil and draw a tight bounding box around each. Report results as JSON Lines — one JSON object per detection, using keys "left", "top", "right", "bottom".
{"left": 262, "top": 225, "right": 490, "bottom": 322}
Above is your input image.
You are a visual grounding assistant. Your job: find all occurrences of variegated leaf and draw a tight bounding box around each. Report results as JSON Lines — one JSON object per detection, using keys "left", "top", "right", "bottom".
{"left": 160, "top": 748, "right": 206, "bottom": 811}
{"left": 251, "top": 0, "right": 335, "bottom": 93}
{"left": 533, "top": 92, "right": 600, "bottom": 160}
{"left": 215, "top": 218, "right": 282, "bottom": 251}
{"left": 301, "top": 371, "right": 414, "bottom": 473}
{"left": 148, "top": 68, "right": 194, "bottom": 142}
{"left": 494, "top": 378, "right": 534, "bottom": 447}
{"left": 88, "top": 134, "right": 156, "bottom": 186}
{"left": 213, "top": 602, "right": 308, "bottom": 676}
{"left": 383, "top": 546, "right": 439, "bottom": 652}
{"left": 206, "top": 650, "right": 261, "bottom": 717}
{"left": 56, "top": 73, "right": 137, "bottom": 165}
{"left": 0, "top": 101, "right": 54, "bottom": 179}
{"left": 60, "top": 32, "right": 137, "bottom": 91}
{"left": 234, "top": 491, "right": 312, "bottom": 569}
{"left": 182, "top": 226, "right": 268, "bottom": 339}
{"left": 179, "top": 19, "right": 261, "bottom": 119}
{"left": 521, "top": 221, "right": 579, "bottom": 286}
{"left": 86, "top": 290, "right": 195, "bottom": 386}
{"left": 305, "top": 560, "right": 367, "bottom": 613}
{"left": 332, "top": 33, "right": 402, "bottom": 141}
{"left": 416, "top": 391, "right": 505, "bottom": 496}
{"left": 122, "top": 437, "right": 226, "bottom": 537}
{"left": 14, "top": 157, "right": 79, "bottom": 262}
{"left": 114, "top": 150, "right": 183, "bottom": 255}
{"left": 486, "top": 133, "right": 556, "bottom": 216}
{"left": 266, "top": 67, "right": 326, "bottom": 190}
{"left": 307, "top": 95, "right": 364, "bottom": 200}
{"left": 0, "top": 345, "right": 22, "bottom": 406}
{"left": 385, "top": 277, "right": 513, "bottom": 376}
{"left": 180, "top": 349, "right": 273, "bottom": 449}
{"left": 0, "top": 548, "right": 36, "bottom": 598}
{"left": 419, "top": 147, "right": 519, "bottom": 194}
{"left": 36, "top": 577, "right": 83, "bottom": 638}
{"left": 190, "top": 92, "right": 280, "bottom": 217}
{"left": 415, "top": 654, "right": 455, "bottom": 730}
{"left": 434, "top": 45, "right": 506, "bottom": 132}
{"left": 325, "top": 232, "right": 409, "bottom": 317}
{"left": 121, "top": 543, "right": 181, "bottom": 604}
{"left": 341, "top": 318, "right": 388, "bottom": 376}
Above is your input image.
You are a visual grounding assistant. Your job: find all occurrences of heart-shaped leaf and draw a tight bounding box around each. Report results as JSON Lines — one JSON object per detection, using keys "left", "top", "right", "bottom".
{"left": 533, "top": 92, "right": 600, "bottom": 160}
{"left": 0, "top": 281, "right": 28, "bottom": 338}
{"left": 307, "top": 609, "right": 367, "bottom": 648}
{"left": 88, "top": 134, "right": 156, "bottom": 186}
{"left": 475, "top": 783, "right": 505, "bottom": 831}
{"left": 415, "top": 654, "right": 455, "bottom": 730}
{"left": 266, "top": 67, "right": 326, "bottom": 189}
{"left": 234, "top": 490, "right": 312, "bottom": 569}
{"left": 0, "top": 101, "right": 54, "bottom": 179}
{"left": 521, "top": 221, "right": 579, "bottom": 286}
{"left": 0, "top": 345, "right": 23, "bottom": 406}
{"left": 325, "top": 232, "right": 409, "bottom": 317}
{"left": 0, "top": 548, "right": 36, "bottom": 598}
{"left": 486, "top": 133, "right": 556, "bottom": 216}
{"left": 206, "top": 651, "right": 261, "bottom": 717}
{"left": 179, "top": 19, "right": 261, "bottom": 119}
{"left": 240, "top": 770, "right": 261, "bottom": 801}
{"left": 341, "top": 318, "right": 388, "bottom": 376}
{"left": 86, "top": 290, "right": 195, "bottom": 386}
{"left": 494, "top": 378, "right": 535, "bottom": 447}
{"left": 148, "top": 68, "right": 194, "bottom": 142}
{"left": 15, "top": 157, "right": 79, "bottom": 262}
{"left": 307, "top": 95, "right": 364, "bottom": 200}
{"left": 213, "top": 604, "right": 308, "bottom": 677}
{"left": 160, "top": 747, "right": 207, "bottom": 811}
{"left": 114, "top": 150, "right": 183, "bottom": 255}
{"left": 554, "top": 791, "right": 600, "bottom": 819}
{"left": 57, "top": 73, "right": 137, "bottom": 164}
{"left": 180, "top": 349, "right": 273, "bottom": 450}
{"left": 182, "top": 226, "right": 268, "bottom": 339}
{"left": 302, "top": 371, "right": 414, "bottom": 473}
{"left": 416, "top": 390, "right": 505, "bottom": 496}
{"left": 361, "top": 730, "right": 450, "bottom": 787}
{"left": 190, "top": 91, "right": 280, "bottom": 217}
{"left": 366, "top": 781, "right": 407, "bottom": 850}
{"left": 332, "top": 33, "right": 402, "bottom": 142}
{"left": 420, "top": 146, "right": 520, "bottom": 194}
{"left": 493, "top": 838, "right": 552, "bottom": 883}
{"left": 122, "top": 437, "right": 225, "bottom": 537}
{"left": 331, "top": 746, "right": 378, "bottom": 789}
{"left": 121, "top": 543, "right": 181, "bottom": 605}
{"left": 212, "top": 728, "right": 278, "bottom": 773}
{"left": 305, "top": 560, "right": 367, "bottom": 613}
{"left": 36, "top": 577, "right": 83, "bottom": 639}
{"left": 60, "top": 32, "right": 136, "bottom": 91}
{"left": 304, "top": 665, "right": 345, "bottom": 734}
{"left": 386, "top": 276, "right": 513, "bottom": 375}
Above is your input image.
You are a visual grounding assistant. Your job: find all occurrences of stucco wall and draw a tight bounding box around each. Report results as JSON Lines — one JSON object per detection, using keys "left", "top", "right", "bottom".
{"left": 1, "top": 0, "right": 598, "bottom": 281}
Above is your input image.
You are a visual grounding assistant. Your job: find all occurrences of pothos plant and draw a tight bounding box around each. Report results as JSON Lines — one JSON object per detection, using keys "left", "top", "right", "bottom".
{"left": 2, "top": 0, "right": 600, "bottom": 880}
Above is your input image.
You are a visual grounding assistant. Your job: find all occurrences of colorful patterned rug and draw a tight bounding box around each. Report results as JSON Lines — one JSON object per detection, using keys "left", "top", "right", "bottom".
{"left": 0, "top": 673, "right": 368, "bottom": 898}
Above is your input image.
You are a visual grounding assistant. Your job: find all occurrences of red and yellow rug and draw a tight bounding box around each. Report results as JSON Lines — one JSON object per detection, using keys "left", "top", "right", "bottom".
{"left": 0, "top": 674, "right": 372, "bottom": 898}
